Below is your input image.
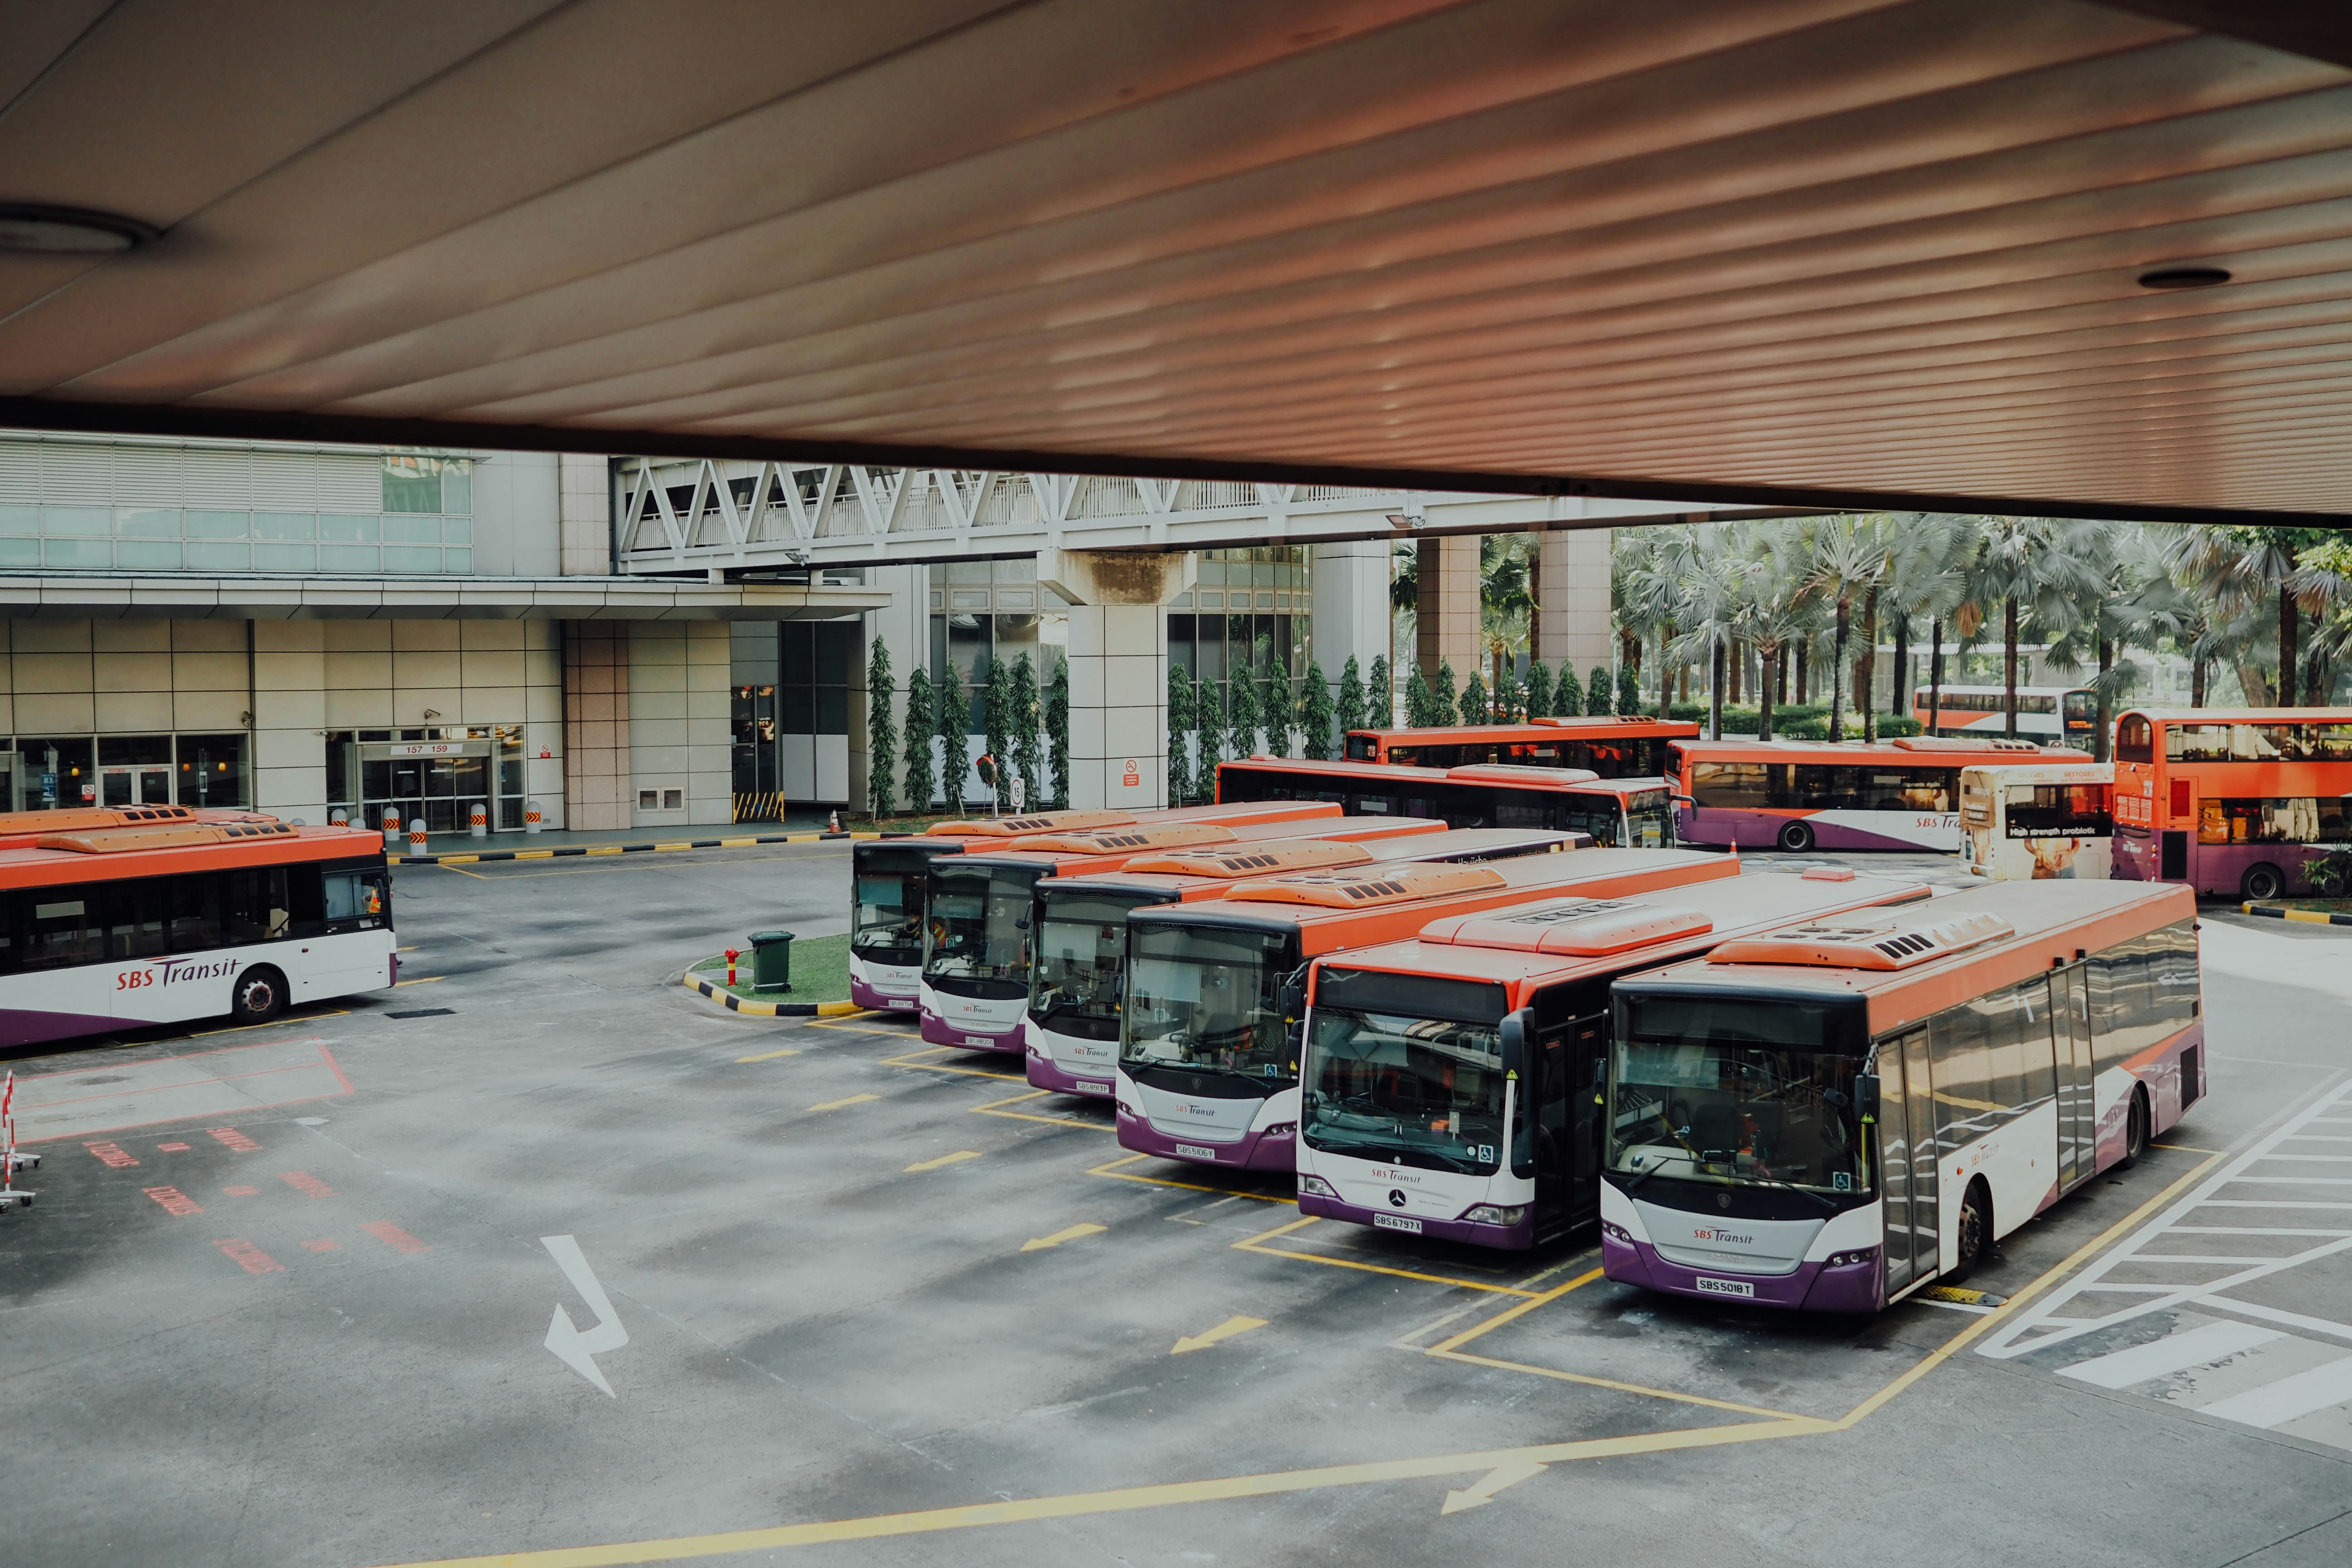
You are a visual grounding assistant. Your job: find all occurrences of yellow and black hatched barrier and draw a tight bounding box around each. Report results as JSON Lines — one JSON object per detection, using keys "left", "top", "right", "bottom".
{"left": 733, "top": 792, "right": 786, "bottom": 823}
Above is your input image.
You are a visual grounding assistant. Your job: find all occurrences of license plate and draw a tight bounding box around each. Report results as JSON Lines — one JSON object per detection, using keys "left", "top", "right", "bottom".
{"left": 1174, "top": 1143, "right": 1217, "bottom": 1160}
{"left": 965, "top": 1034, "right": 995, "bottom": 1049}
{"left": 1694, "top": 1276, "right": 1755, "bottom": 1298}
{"left": 1373, "top": 1214, "right": 1423, "bottom": 1235}
{"left": 1076, "top": 1080, "right": 1112, "bottom": 1095}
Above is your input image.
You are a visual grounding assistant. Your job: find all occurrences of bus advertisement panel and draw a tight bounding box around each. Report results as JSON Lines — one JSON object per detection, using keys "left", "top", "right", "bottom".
{"left": 1220, "top": 756, "right": 1676, "bottom": 845}
{"left": 0, "top": 819, "right": 394, "bottom": 1048}
{"left": 1602, "top": 879, "right": 2202, "bottom": 1313}
{"left": 919, "top": 809, "right": 1409, "bottom": 1051}
{"left": 2111, "top": 708, "right": 2352, "bottom": 901}
{"left": 1296, "top": 869, "right": 1930, "bottom": 1249}
{"left": 1912, "top": 685, "right": 2096, "bottom": 745}
{"left": 1115, "top": 848, "right": 1736, "bottom": 1174}
{"left": 1961, "top": 762, "right": 2112, "bottom": 880}
{"left": 1670, "top": 735, "right": 2084, "bottom": 852}
{"left": 850, "top": 799, "right": 1341, "bottom": 1012}
{"left": 1025, "top": 828, "right": 1573, "bottom": 1099}
{"left": 1342, "top": 715, "right": 1695, "bottom": 775}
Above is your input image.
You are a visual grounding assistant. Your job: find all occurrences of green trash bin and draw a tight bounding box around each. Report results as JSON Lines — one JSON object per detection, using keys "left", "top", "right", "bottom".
{"left": 748, "top": 930, "right": 794, "bottom": 993}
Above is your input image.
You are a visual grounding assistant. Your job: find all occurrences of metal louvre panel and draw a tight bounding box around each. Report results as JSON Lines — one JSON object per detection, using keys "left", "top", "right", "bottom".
{"left": 37, "top": 441, "right": 115, "bottom": 506}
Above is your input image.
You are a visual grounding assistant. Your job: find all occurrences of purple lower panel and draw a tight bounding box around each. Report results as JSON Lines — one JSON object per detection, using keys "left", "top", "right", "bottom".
{"left": 1674, "top": 809, "right": 1926, "bottom": 853}
{"left": 0, "top": 1007, "right": 126, "bottom": 1050}
{"left": 1803, "top": 820, "right": 1946, "bottom": 853}
{"left": 849, "top": 977, "right": 917, "bottom": 1013}
{"left": 1601, "top": 1235, "right": 1882, "bottom": 1312}
{"left": 918, "top": 1010, "right": 1022, "bottom": 1053}
{"left": 1298, "top": 1191, "right": 1532, "bottom": 1250}
{"left": 1025, "top": 1047, "right": 1115, "bottom": 1098}
{"left": 1116, "top": 1105, "right": 1295, "bottom": 1172}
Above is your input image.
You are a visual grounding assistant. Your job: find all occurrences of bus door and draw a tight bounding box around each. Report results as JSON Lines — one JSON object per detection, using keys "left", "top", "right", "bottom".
{"left": 1529, "top": 1028, "right": 1571, "bottom": 1239}
{"left": 2161, "top": 777, "right": 2191, "bottom": 881}
{"left": 1566, "top": 1013, "right": 1605, "bottom": 1227}
{"left": 1876, "top": 1027, "right": 1938, "bottom": 1294}
{"left": 2048, "top": 961, "right": 2097, "bottom": 1190}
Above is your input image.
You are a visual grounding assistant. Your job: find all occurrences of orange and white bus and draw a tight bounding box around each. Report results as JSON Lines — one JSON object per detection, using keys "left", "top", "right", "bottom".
{"left": 1116, "top": 848, "right": 1736, "bottom": 1173}
{"left": 1960, "top": 761, "right": 2113, "bottom": 881}
{"left": 1296, "top": 869, "right": 1931, "bottom": 1248}
{"left": 2112, "top": 706, "right": 2352, "bottom": 900}
{"left": 1603, "top": 878, "right": 2202, "bottom": 1312}
{"left": 1913, "top": 684, "right": 2097, "bottom": 745}
{"left": 1343, "top": 715, "right": 1695, "bottom": 776}
{"left": 1670, "top": 736, "right": 2086, "bottom": 853}
{"left": 0, "top": 818, "right": 394, "bottom": 1049}
{"left": 1219, "top": 756, "right": 1676, "bottom": 847}
{"left": 1026, "top": 828, "right": 1576, "bottom": 1099}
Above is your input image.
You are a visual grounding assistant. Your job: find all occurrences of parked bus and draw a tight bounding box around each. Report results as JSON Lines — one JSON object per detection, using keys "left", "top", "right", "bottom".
{"left": 1116, "top": 848, "right": 1735, "bottom": 1173}
{"left": 2112, "top": 707, "right": 2352, "bottom": 900}
{"left": 1914, "top": 684, "right": 2096, "bottom": 745}
{"left": 1028, "top": 828, "right": 1575, "bottom": 1099}
{"left": 1961, "top": 761, "right": 2112, "bottom": 881}
{"left": 0, "top": 818, "right": 395, "bottom": 1048}
{"left": 1295, "top": 870, "right": 1930, "bottom": 1248}
{"left": 1220, "top": 756, "right": 1677, "bottom": 846}
{"left": 849, "top": 800, "right": 1340, "bottom": 1012}
{"left": 1344, "top": 715, "right": 1695, "bottom": 775}
{"left": 1603, "top": 879, "right": 2202, "bottom": 1312}
{"left": 1670, "top": 735, "right": 2085, "bottom": 853}
{"left": 920, "top": 808, "right": 1404, "bottom": 1051}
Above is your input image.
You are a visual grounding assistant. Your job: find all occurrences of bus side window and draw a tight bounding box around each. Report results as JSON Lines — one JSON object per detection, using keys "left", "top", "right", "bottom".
{"left": 1494, "top": 791, "right": 1548, "bottom": 829}
{"left": 287, "top": 864, "right": 328, "bottom": 939}
{"left": 322, "top": 868, "right": 390, "bottom": 931}
{"left": 103, "top": 878, "right": 169, "bottom": 961}
{"left": 167, "top": 872, "right": 224, "bottom": 953}
{"left": 22, "top": 887, "right": 101, "bottom": 971}
{"left": 1930, "top": 996, "right": 1996, "bottom": 1153}
{"left": 222, "top": 867, "right": 292, "bottom": 943}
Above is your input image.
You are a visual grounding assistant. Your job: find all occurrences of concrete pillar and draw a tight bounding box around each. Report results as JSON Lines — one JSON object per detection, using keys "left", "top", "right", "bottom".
{"left": 563, "top": 621, "right": 629, "bottom": 831}
{"left": 558, "top": 455, "right": 612, "bottom": 577}
{"left": 1310, "top": 539, "right": 1391, "bottom": 724}
{"left": 1415, "top": 535, "right": 1483, "bottom": 691}
{"left": 859, "top": 564, "right": 928, "bottom": 815}
{"left": 1040, "top": 550, "right": 1194, "bottom": 811}
{"left": 1537, "top": 528, "right": 1616, "bottom": 676}
{"left": 251, "top": 621, "right": 328, "bottom": 825}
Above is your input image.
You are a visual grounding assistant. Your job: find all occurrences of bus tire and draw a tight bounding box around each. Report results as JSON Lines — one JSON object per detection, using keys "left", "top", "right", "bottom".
{"left": 1777, "top": 820, "right": 1815, "bottom": 853}
{"left": 2118, "top": 1088, "right": 2150, "bottom": 1170}
{"left": 231, "top": 965, "right": 287, "bottom": 1026}
{"left": 1951, "top": 1179, "right": 1993, "bottom": 1282}
{"left": 2241, "top": 862, "right": 2286, "bottom": 902}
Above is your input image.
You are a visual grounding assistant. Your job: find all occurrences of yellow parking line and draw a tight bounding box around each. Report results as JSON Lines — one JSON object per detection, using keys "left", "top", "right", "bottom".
{"left": 1086, "top": 1152, "right": 1294, "bottom": 1204}
{"left": 905, "top": 1150, "right": 982, "bottom": 1173}
{"left": 1231, "top": 1215, "right": 1540, "bottom": 1298}
{"left": 736, "top": 1048, "right": 801, "bottom": 1063}
{"left": 881, "top": 1047, "right": 1027, "bottom": 1082}
{"left": 807, "top": 1093, "right": 881, "bottom": 1113}
{"left": 973, "top": 1088, "right": 1112, "bottom": 1130}
{"left": 393, "top": 975, "right": 445, "bottom": 987}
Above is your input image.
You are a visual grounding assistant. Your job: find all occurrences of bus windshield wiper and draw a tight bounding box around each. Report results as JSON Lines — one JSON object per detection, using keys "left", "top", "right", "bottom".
{"left": 1746, "top": 1174, "right": 1838, "bottom": 1213}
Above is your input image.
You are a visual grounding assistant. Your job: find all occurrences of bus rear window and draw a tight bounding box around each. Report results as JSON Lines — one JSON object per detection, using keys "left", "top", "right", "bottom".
{"left": 2115, "top": 715, "right": 2153, "bottom": 762}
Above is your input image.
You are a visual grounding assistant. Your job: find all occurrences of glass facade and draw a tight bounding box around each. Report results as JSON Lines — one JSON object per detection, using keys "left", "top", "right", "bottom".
{"left": 1167, "top": 545, "right": 1313, "bottom": 704}
{"left": 324, "top": 726, "right": 526, "bottom": 833}
{"left": 928, "top": 557, "right": 1068, "bottom": 735}
{"left": 3, "top": 732, "right": 251, "bottom": 811}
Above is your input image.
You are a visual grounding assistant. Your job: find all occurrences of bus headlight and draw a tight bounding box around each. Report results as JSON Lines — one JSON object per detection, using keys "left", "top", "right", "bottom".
{"left": 1823, "top": 1248, "right": 1878, "bottom": 1268}
{"left": 1460, "top": 1204, "right": 1526, "bottom": 1226}
{"left": 1259, "top": 1122, "right": 1296, "bottom": 1139}
{"left": 1297, "top": 1175, "right": 1337, "bottom": 1197}
{"left": 1602, "top": 1221, "right": 1633, "bottom": 1244}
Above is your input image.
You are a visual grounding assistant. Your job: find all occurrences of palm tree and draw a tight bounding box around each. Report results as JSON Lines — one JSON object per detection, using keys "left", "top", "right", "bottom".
{"left": 1802, "top": 515, "right": 1891, "bottom": 744}
{"left": 1734, "top": 527, "right": 1819, "bottom": 743}
{"left": 1879, "top": 514, "right": 1979, "bottom": 734}
{"left": 1663, "top": 528, "right": 1743, "bottom": 740}
{"left": 1480, "top": 534, "right": 1536, "bottom": 700}
{"left": 2166, "top": 526, "right": 2307, "bottom": 706}
{"left": 1972, "top": 518, "right": 2105, "bottom": 737}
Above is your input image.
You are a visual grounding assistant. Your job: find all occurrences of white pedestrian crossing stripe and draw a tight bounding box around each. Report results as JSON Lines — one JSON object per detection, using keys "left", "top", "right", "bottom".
{"left": 2056, "top": 1321, "right": 2283, "bottom": 1390}
{"left": 2195, "top": 1353, "right": 2352, "bottom": 1430}
{"left": 2049, "top": 1318, "right": 2352, "bottom": 1449}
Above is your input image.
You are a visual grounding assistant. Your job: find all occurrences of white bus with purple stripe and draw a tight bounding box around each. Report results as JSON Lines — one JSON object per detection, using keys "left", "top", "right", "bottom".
{"left": 1669, "top": 736, "right": 2087, "bottom": 854}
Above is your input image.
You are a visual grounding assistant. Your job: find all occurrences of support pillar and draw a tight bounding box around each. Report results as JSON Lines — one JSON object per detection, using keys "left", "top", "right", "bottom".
{"left": 1415, "top": 535, "right": 1483, "bottom": 691}
{"left": 1537, "top": 528, "right": 1615, "bottom": 675}
{"left": 563, "top": 621, "right": 629, "bottom": 831}
{"left": 1040, "top": 550, "right": 1195, "bottom": 811}
{"left": 1310, "top": 539, "right": 1392, "bottom": 723}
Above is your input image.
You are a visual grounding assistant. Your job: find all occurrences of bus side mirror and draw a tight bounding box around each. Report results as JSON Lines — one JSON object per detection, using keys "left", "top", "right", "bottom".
{"left": 1279, "top": 965, "right": 1308, "bottom": 1024}
{"left": 1501, "top": 1008, "right": 1534, "bottom": 1179}
{"left": 1856, "top": 1075, "right": 1880, "bottom": 1125}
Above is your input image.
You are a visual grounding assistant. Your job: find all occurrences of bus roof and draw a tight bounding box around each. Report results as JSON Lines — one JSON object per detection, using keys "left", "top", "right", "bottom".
{"left": 1669, "top": 737, "right": 2087, "bottom": 764}
{"left": 0, "top": 822, "right": 385, "bottom": 889}
{"left": 1618, "top": 878, "right": 2195, "bottom": 1040}
{"left": 1344, "top": 716, "right": 1698, "bottom": 743}
{"left": 0, "top": 804, "right": 279, "bottom": 848}
{"left": 1308, "top": 870, "right": 1931, "bottom": 1003}
{"left": 1958, "top": 760, "right": 2112, "bottom": 784}
{"left": 1040, "top": 827, "right": 1570, "bottom": 902}
{"left": 1128, "top": 847, "right": 1735, "bottom": 955}
{"left": 921, "top": 799, "right": 1338, "bottom": 838}
{"left": 1218, "top": 756, "right": 1622, "bottom": 792}
{"left": 1911, "top": 684, "right": 2087, "bottom": 696}
{"left": 942, "top": 813, "right": 1441, "bottom": 877}
{"left": 2119, "top": 706, "right": 2352, "bottom": 725}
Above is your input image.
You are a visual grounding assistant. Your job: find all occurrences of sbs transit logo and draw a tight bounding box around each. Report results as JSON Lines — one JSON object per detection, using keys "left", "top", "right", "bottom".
{"left": 1690, "top": 1226, "right": 1754, "bottom": 1246}
{"left": 116, "top": 957, "right": 240, "bottom": 992}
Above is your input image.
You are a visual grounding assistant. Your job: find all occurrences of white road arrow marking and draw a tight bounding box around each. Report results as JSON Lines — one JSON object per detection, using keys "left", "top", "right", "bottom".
{"left": 541, "top": 1234, "right": 628, "bottom": 1397}
{"left": 1441, "top": 1458, "right": 1546, "bottom": 1515}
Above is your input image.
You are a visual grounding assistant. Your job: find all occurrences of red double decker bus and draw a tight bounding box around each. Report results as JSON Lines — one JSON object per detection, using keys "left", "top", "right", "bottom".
{"left": 2112, "top": 707, "right": 2352, "bottom": 900}
{"left": 1343, "top": 715, "right": 1695, "bottom": 777}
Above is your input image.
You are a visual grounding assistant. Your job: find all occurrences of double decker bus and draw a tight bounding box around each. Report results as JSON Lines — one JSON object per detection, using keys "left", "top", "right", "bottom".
{"left": 1295, "top": 870, "right": 1930, "bottom": 1248}
{"left": 1116, "top": 848, "right": 1735, "bottom": 1174}
{"left": 2111, "top": 707, "right": 2352, "bottom": 901}
{"left": 1961, "top": 761, "right": 2112, "bottom": 881}
{"left": 1343, "top": 715, "right": 1695, "bottom": 775}
{"left": 1603, "top": 879, "right": 2201, "bottom": 1312}
{"left": 1671, "top": 735, "right": 2085, "bottom": 853}
{"left": 920, "top": 807, "right": 1396, "bottom": 1051}
{"left": 851, "top": 800, "right": 1338, "bottom": 1012}
{"left": 0, "top": 818, "right": 394, "bottom": 1048}
{"left": 1913, "top": 684, "right": 2097, "bottom": 745}
{"left": 1220, "top": 756, "right": 1676, "bottom": 846}
{"left": 1027, "top": 828, "right": 1574, "bottom": 1099}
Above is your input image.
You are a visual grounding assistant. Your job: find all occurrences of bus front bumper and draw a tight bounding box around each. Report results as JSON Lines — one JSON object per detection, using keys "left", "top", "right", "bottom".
{"left": 1298, "top": 1191, "right": 1533, "bottom": 1250}
{"left": 1601, "top": 1232, "right": 1882, "bottom": 1313}
{"left": 1025, "top": 1042, "right": 1117, "bottom": 1098}
{"left": 920, "top": 1011, "right": 1024, "bottom": 1052}
{"left": 1116, "top": 1107, "right": 1295, "bottom": 1172}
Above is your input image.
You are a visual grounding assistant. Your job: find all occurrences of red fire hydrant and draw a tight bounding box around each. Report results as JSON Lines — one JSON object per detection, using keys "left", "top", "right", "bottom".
{"left": 725, "top": 948, "right": 740, "bottom": 988}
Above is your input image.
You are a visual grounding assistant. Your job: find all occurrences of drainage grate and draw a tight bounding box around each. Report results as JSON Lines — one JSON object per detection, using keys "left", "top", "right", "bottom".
{"left": 386, "top": 1008, "right": 456, "bottom": 1019}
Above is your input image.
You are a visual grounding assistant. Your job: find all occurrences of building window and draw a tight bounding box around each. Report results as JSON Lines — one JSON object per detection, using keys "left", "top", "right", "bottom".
{"left": 326, "top": 725, "right": 524, "bottom": 833}
{"left": 382, "top": 453, "right": 473, "bottom": 515}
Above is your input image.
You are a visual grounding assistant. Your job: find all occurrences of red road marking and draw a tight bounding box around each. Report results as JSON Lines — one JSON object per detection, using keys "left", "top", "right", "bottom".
{"left": 208, "top": 1127, "right": 260, "bottom": 1152}
{"left": 280, "top": 1170, "right": 335, "bottom": 1199}
{"left": 86, "top": 1142, "right": 138, "bottom": 1168}
{"left": 223, "top": 1185, "right": 259, "bottom": 1196}
{"left": 300, "top": 1239, "right": 341, "bottom": 1252}
{"left": 142, "top": 1186, "right": 202, "bottom": 1216}
{"left": 213, "top": 1239, "right": 284, "bottom": 1275}
{"left": 361, "top": 1221, "right": 430, "bottom": 1255}
{"left": 157, "top": 1141, "right": 191, "bottom": 1152}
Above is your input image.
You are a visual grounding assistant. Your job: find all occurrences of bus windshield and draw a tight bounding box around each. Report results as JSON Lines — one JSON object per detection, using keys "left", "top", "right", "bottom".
{"left": 925, "top": 865, "right": 1034, "bottom": 989}
{"left": 1122, "top": 923, "right": 1292, "bottom": 1083}
{"left": 854, "top": 870, "right": 922, "bottom": 959}
{"left": 1558, "top": 797, "right": 1626, "bottom": 845}
{"left": 1625, "top": 788, "right": 1671, "bottom": 847}
{"left": 1302, "top": 1005, "right": 1507, "bottom": 1174}
{"left": 2006, "top": 783, "right": 2111, "bottom": 838}
{"left": 1606, "top": 996, "right": 1870, "bottom": 1197}
{"left": 1030, "top": 889, "right": 1151, "bottom": 1039}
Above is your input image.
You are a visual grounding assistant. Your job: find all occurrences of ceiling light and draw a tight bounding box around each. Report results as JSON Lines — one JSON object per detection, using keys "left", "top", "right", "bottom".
{"left": 0, "top": 203, "right": 158, "bottom": 253}
{"left": 2137, "top": 266, "right": 2231, "bottom": 290}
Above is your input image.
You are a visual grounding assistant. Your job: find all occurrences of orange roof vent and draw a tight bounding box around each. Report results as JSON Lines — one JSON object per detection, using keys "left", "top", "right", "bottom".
{"left": 1707, "top": 909, "right": 2013, "bottom": 970}
{"left": 1891, "top": 735, "right": 2048, "bottom": 755}
{"left": 928, "top": 810, "right": 1137, "bottom": 837}
{"left": 1124, "top": 841, "right": 1377, "bottom": 877}
{"left": 1532, "top": 715, "right": 1673, "bottom": 729}
{"left": 1444, "top": 764, "right": 1600, "bottom": 785}
{"left": 1013, "top": 823, "right": 1236, "bottom": 854}
{"left": 1421, "top": 897, "right": 1713, "bottom": 955}
{"left": 1224, "top": 862, "right": 1505, "bottom": 908}
{"left": 38, "top": 821, "right": 299, "bottom": 854}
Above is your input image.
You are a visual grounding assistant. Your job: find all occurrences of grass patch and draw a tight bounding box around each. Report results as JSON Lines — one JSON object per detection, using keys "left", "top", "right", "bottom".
{"left": 690, "top": 932, "right": 852, "bottom": 1004}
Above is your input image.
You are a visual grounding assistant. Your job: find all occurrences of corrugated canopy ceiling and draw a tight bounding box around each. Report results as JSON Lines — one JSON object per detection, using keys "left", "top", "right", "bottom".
{"left": 0, "top": 0, "right": 2349, "bottom": 522}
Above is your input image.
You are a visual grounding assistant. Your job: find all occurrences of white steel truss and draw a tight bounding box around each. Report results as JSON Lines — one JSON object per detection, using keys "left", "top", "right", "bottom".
{"left": 613, "top": 458, "right": 1752, "bottom": 574}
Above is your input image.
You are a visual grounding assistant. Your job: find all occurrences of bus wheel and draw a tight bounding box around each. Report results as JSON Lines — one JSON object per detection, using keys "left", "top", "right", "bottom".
{"left": 1951, "top": 1180, "right": 1992, "bottom": 1282}
{"left": 231, "top": 966, "right": 286, "bottom": 1025}
{"left": 1777, "top": 820, "right": 1815, "bottom": 853}
{"left": 2241, "top": 863, "right": 2286, "bottom": 901}
{"left": 2118, "top": 1088, "right": 2150, "bottom": 1170}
